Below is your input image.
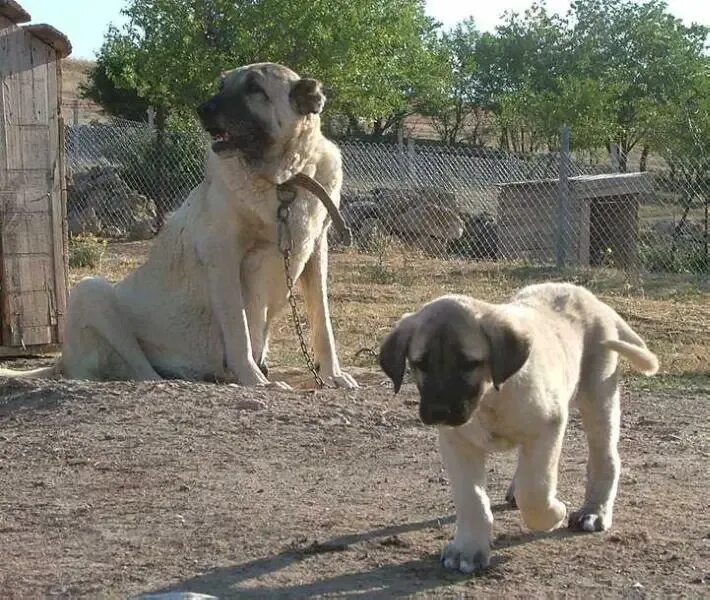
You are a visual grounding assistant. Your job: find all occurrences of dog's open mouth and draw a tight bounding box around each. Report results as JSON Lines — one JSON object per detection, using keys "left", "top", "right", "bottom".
{"left": 206, "top": 128, "right": 234, "bottom": 151}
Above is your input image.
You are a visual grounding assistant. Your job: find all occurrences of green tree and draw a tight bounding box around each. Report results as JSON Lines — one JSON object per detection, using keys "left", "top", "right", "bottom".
{"left": 569, "top": 0, "right": 709, "bottom": 169}
{"left": 474, "top": 3, "right": 574, "bottom": 152}
{"left": 421, "top": 19, "right": 489, "bottom": 145}
{"left": 469, "top": 0, "right": 708, "bottom": 160}
{"left": 87, "top": 0, "right": 443, "bottom": 127}
{"left": 80, "top": 33, "right": 150, "bottom": 122}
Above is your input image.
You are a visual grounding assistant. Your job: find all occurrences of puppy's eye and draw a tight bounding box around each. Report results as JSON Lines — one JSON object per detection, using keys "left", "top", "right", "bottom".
{"left": 460, "top": 358, "right": 482, "bottom": 371}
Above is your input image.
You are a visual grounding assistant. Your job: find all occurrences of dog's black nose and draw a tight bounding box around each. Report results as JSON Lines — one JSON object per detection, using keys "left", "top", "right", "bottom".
{"left": 197, "top": 99, "right": 216, "bottom": 119}
{"left": 420, "top": 403, "right": 450, "bottom": 425}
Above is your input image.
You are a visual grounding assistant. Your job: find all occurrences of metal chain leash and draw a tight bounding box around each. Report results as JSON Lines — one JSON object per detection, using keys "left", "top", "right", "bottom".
{"left": 277, "top": 187, "right": 327, "bottom": 389}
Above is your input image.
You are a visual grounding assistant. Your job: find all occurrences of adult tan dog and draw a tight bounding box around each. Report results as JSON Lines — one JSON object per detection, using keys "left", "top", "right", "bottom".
{"left": 0, "top": 63, "right": 356, "bottom": 388}
{"left": 379, "top": 282, "right": 658, "bottom": 573}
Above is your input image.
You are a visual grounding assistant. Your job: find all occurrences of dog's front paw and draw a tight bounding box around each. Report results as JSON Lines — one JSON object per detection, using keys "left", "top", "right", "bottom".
{"left": 441, "top": 539, "right": 490, "bottom": 574}
{"left": 258, "top": 380, "right": 292, "bottom": 391}
{"left": 326, "top": 371, "right": 358, "bottom": 389}
{"left": 568, "top": 508, "right": 611, "bottom": 532}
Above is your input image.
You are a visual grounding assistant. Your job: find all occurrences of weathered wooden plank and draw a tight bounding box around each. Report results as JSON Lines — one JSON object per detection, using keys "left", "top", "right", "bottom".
{"left": 0, "top": 253, "right": 53, "bottom": 292}
{"left": 2, "top": 288, "right": 53, "bottom": 346}
{"left": 19, "top": 38, "right": 49, "bottom": 124}
{"left": 19, "top": 125, "right": 50, "bottom": 169}
{"left": 0, "top": 169, "right": 50, "bottom": 192}
{"left": 51, "top": 61, "right": 68, "bottom": 342}
{"left": 0, "top": 19, "right": 65, "bottom": 348}
{"left": 0, "top": 344, "right": 58, "bottom": 358}
{"left": 1, "top": 211, "right": 52, "bottom": 255}
{"left": 0, "top": 188, "right": 51, "bottom": 212}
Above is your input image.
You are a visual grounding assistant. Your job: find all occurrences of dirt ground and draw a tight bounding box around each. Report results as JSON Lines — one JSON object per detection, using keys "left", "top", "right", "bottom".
{"left": 0, "top": 369, "right": 708, "bottom": 599}
{"left": 1, "top": 242, "right": 708, "bottom": 598}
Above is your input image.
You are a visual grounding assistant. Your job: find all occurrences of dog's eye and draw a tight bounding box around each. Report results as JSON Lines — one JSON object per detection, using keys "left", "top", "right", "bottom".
{"left": 411, "top": 358, "right": 427, "bottom": 372}
{"left": 244, "top": 78, "right": 268, "bottom": 99}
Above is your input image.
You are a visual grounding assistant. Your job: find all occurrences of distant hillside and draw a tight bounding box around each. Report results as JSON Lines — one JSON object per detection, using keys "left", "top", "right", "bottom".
{"left": 61, "top": 59, "right": 107, "bottom": 123}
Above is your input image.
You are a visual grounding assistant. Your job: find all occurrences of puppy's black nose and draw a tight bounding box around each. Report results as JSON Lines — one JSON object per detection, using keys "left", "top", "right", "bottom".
{"left": 420, "top": 404, "right": 450, "bottom": 425}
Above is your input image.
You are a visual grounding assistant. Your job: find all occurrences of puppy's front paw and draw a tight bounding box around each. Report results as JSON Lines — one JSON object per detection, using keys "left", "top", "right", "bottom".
{"left": 441, "top": 539, "right": 490, "bottom": 574}
{"left": 568, "top": 508, "right": 611, "bottom": 532}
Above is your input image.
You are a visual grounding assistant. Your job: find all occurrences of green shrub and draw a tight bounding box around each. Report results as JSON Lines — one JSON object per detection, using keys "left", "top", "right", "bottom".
{"left": 69, "top": 235, "right": 108, "bottom": 269}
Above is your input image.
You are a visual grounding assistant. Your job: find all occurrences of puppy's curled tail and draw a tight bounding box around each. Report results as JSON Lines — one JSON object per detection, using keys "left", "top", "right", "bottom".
{"left": 601, "top": 316, "right": 659, "bottom": 376}
{"left": 0, "top": 363, "right": 59, "bottom": 379}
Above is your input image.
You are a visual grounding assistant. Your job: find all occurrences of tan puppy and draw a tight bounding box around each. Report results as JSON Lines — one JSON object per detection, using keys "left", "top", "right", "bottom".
{"left": 0, "top": 63, "right": 356, "bottom": 388}
{"left": 379, "top": 282, "right": 658, "bottom": 572}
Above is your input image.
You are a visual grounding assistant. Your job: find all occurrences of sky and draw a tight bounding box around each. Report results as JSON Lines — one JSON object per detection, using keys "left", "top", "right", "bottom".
{"left": 16, "top": 0, "right": 710, "bottom": 60}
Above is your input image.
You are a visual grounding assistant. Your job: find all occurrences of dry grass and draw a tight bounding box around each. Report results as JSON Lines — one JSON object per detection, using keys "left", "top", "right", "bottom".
{"left": 70, "top": 240, "right": 709, "bottom": 383}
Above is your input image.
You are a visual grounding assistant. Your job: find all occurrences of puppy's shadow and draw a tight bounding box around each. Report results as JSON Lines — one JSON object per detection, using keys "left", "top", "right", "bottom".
{"left": 140, "top": 514, "right": 582, "bottom": 599}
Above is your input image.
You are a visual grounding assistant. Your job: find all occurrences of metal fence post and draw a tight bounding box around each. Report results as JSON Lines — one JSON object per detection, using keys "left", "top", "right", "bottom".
{"left": 556, "top": 125, "right": 571, "bottom": 269}
{"left": 72, "top": 100, "right": 79, "bottom": 126}
{"left": 407, "top": 137, "right": 415, "bottom": 185}
{"left": 146, "top": 107, "right": 156, "bottom": 130}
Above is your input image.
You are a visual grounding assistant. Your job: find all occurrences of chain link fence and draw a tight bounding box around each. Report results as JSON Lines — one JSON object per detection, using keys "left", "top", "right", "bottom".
{"left": 65, "top": 118, "right": 708, "bottom": 275}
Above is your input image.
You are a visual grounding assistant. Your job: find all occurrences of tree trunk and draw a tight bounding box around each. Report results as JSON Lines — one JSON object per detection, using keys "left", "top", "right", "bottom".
{"left": 639, "top": 145, "right": 650, "bottom": 171}
{"left": 371, "top": 117, "right": 385, "bottom": 137}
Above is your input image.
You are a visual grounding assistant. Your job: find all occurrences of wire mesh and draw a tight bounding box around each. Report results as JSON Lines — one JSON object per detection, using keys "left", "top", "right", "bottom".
{"left": 64, "top": 117, "right": 708, "bottom": 275}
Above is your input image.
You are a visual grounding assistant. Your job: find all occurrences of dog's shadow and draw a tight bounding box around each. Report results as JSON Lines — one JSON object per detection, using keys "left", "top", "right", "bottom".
{"left": 141, "top": 510, "right": 583, "bottom": 599}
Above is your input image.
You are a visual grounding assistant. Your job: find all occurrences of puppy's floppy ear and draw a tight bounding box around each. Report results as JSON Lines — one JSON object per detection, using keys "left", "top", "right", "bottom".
{"left": 290, "top": 78, "right": 326, "bottom": 114}
{"left": 379, "top": 312, "right": 416, "bottom": 394}
{"left": 480, "top": 311, "right": 530, "bottom": 391}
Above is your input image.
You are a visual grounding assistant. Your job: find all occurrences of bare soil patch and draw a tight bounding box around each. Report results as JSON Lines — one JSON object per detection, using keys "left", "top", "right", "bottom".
{"left": 1, "top": 242, "right": 708, "bottom": 598}
{"left": 0, "top": 373, "right": 708, "bottom": 598}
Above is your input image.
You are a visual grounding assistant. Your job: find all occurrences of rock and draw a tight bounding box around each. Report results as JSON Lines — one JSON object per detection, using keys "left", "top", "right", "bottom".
{"left": 128, "top": 218, "right": 156, "bottom": 241}
{"left": 651, "top": 219, "right": 703, "bottom": 240}
{"left": 449, "top": 212, "right": 498, "bottom": 259}
{"left": 390, "top": 204, "right": 463, "bottom": 242}
{"left": 67, "top": 206, "right": 102, "bottom": 236}
{"left": 372, "top": 186, "right": 459, "bottom": 214}
{"left": 67, "top": 165, "right": 157, "bottom": 239}
{"left": 342, "top": 200, "right": 380, "bottom": 231}
{"left": 131, "top": 594, "right": 218, "bottom": 600}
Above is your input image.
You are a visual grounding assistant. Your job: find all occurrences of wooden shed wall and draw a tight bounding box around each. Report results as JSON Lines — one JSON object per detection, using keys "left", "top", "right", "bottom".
{"left": 0, "top": 14, "right": 68, "bottom": 352}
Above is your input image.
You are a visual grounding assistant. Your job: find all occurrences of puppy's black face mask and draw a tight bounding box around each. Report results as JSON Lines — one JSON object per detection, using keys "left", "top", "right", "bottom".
{"left": 196, "top": 73, "right": 274, "bottom": 161}
{"left": 411, "top": 331, "right": 484, "bottom": 427}
{"left": 379, "top": 298, "right": 531, "bottom": 429}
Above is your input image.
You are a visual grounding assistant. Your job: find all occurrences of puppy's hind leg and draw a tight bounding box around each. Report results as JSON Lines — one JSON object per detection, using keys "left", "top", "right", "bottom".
{"left": 63, "top": 278, "right": 160, "bottom": 381}
{"left": 570, "top": 368, "right": 621, "bottom": 532}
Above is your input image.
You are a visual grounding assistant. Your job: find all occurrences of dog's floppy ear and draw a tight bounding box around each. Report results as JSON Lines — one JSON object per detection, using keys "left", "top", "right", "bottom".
{"left": 480, "top": 311, "right": 531, "bottom": 391}
{"left": 290, "top": 78, "right": 326, "bottom": 114}
{"left": 379, "top": 312, "right": 416, "bottom": 394}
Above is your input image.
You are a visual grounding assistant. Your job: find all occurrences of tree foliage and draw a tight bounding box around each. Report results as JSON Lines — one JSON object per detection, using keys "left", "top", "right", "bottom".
{"left": 86, "top": 0, "right": 442, "bottom": 127}
{"left": 85, "top": 0, "right": 708, "bottom": 162}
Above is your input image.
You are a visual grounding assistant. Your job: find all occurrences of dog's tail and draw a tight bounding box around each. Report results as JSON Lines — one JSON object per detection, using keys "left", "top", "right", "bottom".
{"left": 0, "top": 363, "right": 59, "bottom": 379}
{"left": 600, "top": 316, "right": 659, "bottom": 376}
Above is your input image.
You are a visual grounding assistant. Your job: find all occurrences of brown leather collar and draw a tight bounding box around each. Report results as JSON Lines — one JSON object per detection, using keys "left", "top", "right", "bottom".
{"left": 277, "top": 173, "right": 352, "bottom": 245}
